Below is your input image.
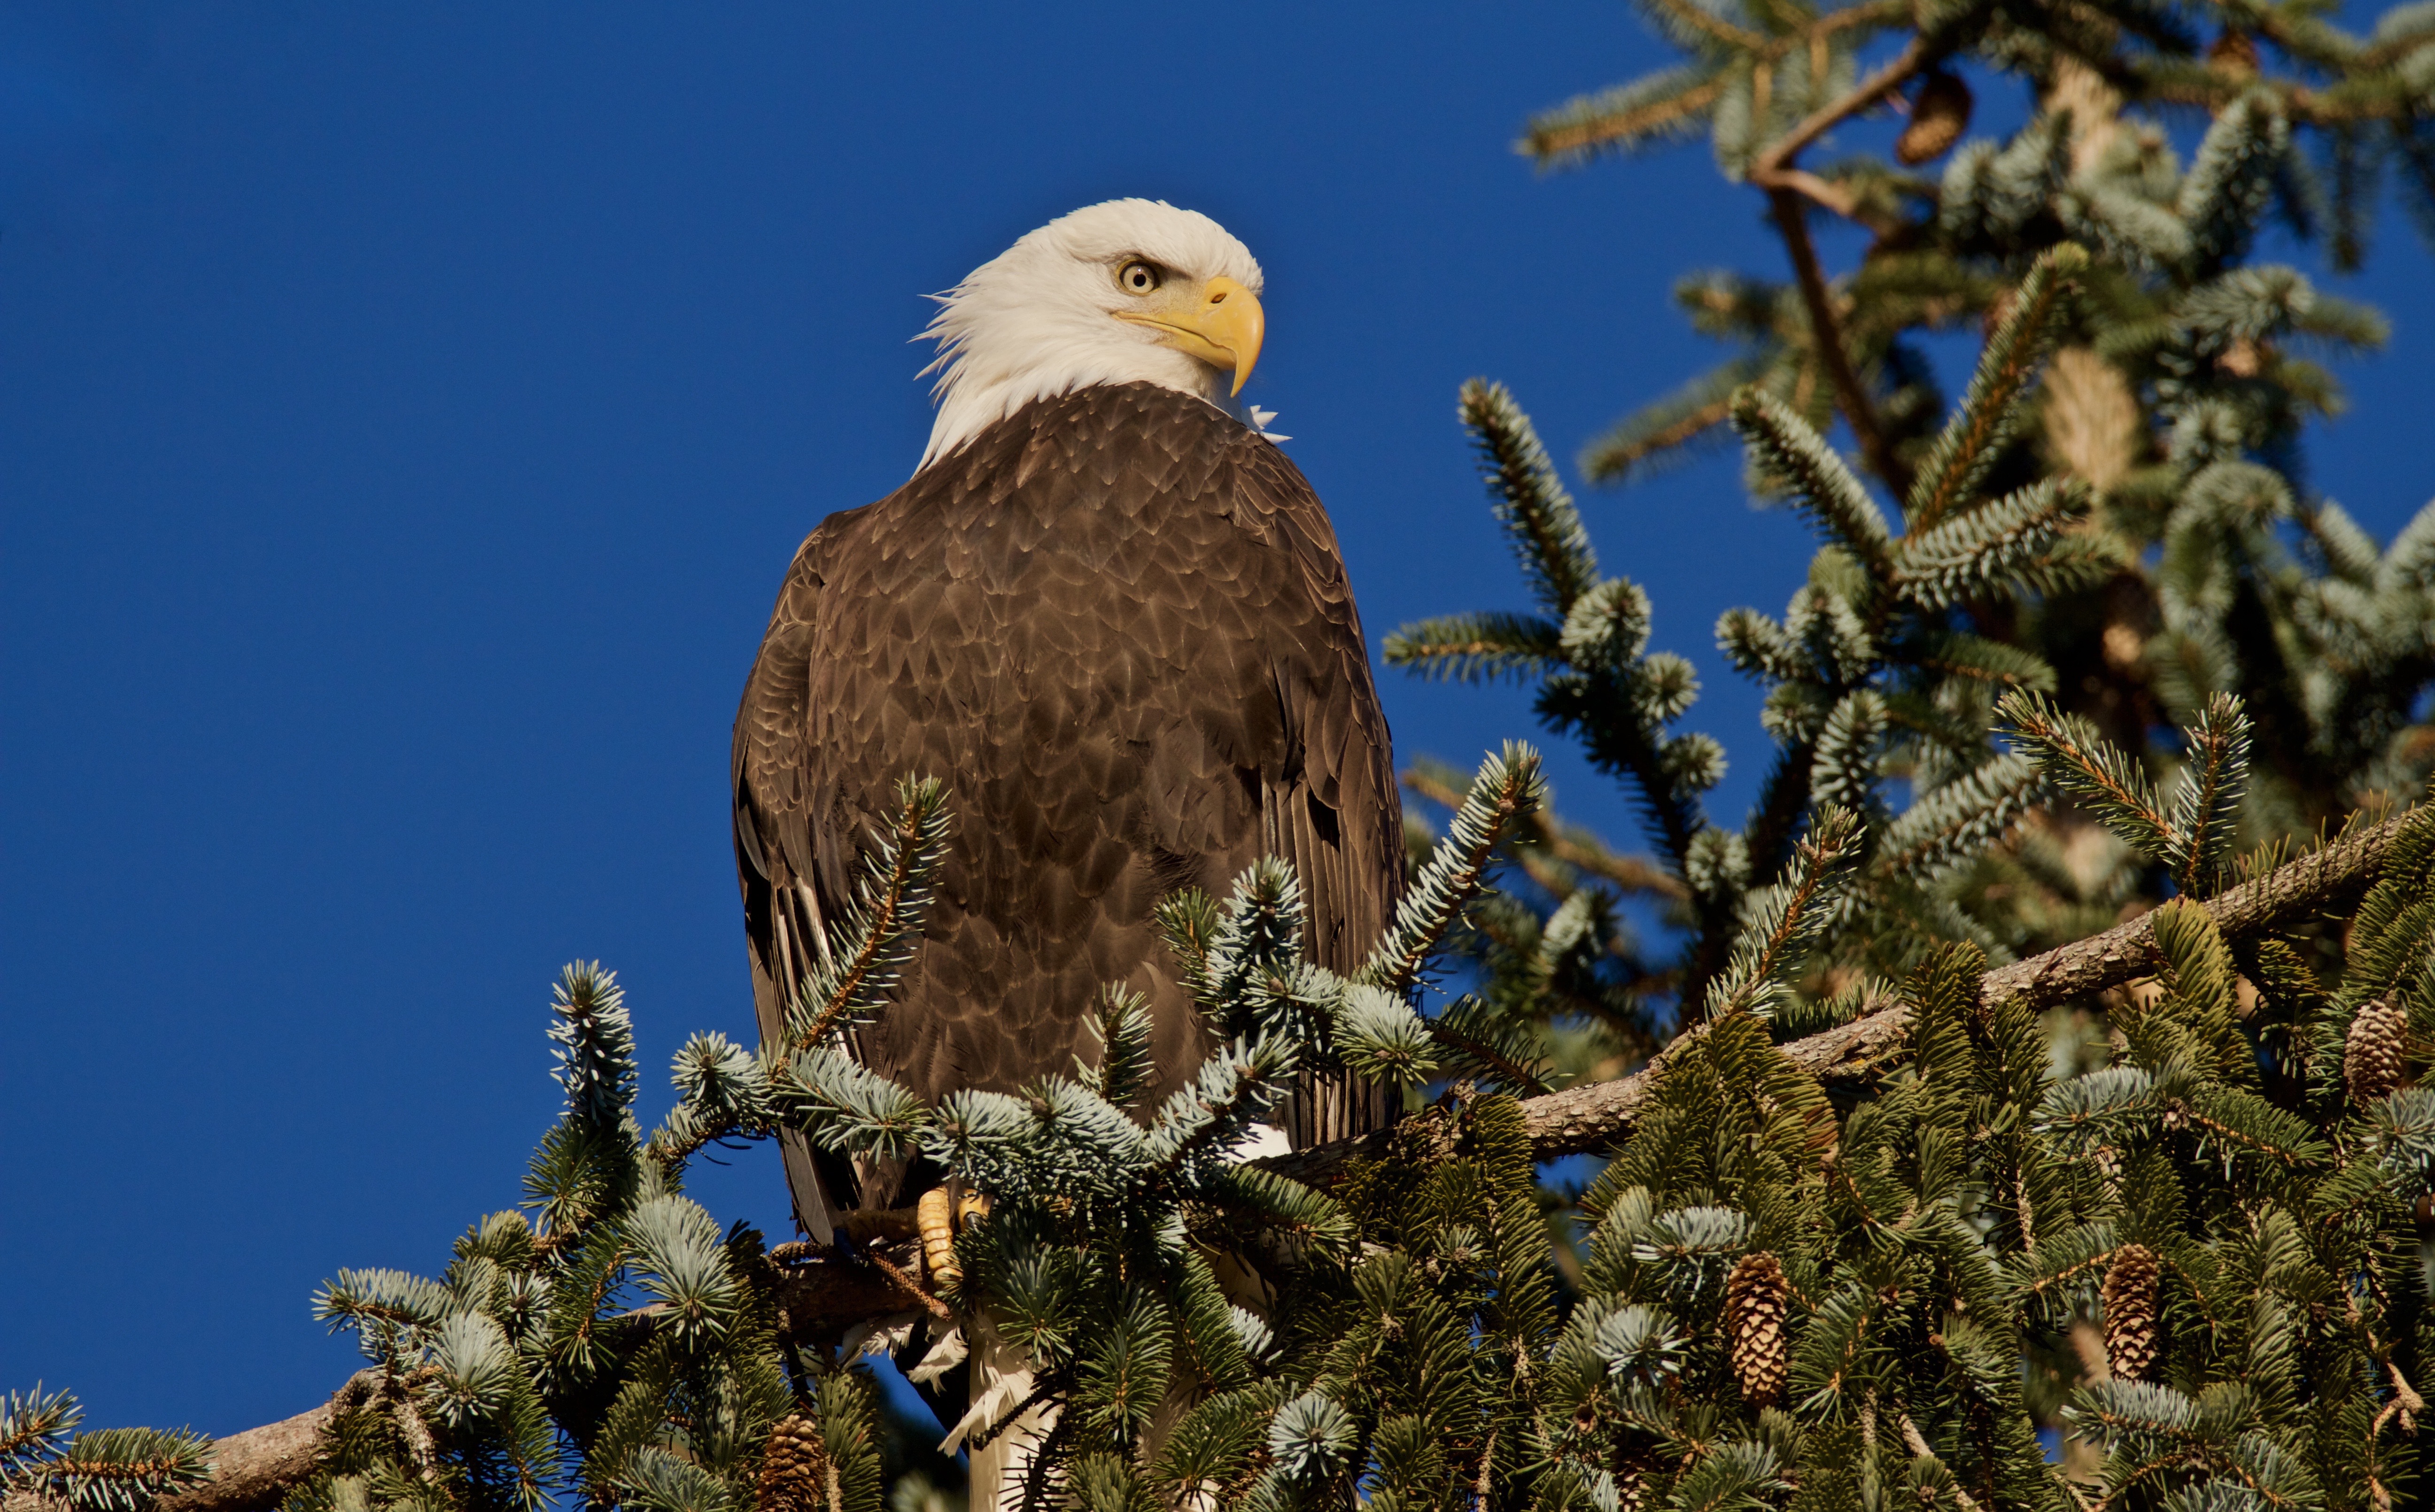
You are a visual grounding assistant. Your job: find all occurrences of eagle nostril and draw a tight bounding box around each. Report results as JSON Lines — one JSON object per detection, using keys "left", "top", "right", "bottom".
{"left": 1208, "top": 290, "right": 1226, "bottom": 304}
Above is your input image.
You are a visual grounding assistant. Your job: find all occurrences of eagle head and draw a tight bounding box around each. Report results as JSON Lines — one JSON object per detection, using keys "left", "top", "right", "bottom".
{"left": 915, "top": 199, "right": 1267, "bottom": 470}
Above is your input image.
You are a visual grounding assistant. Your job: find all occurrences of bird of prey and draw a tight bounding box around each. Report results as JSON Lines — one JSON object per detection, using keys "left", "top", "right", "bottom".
{"left": 732, "top": 199, "right": 1402, "bottom": 1245}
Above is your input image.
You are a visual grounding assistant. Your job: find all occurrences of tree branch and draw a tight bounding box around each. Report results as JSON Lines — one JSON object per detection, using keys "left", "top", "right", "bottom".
{"left": 1266, "top": 806, "right": 2417, "bottom": 1181}
{"left": 3, "top": 1246, "right": 949, "bottom": 1512}
{"left": 1748, "top": 37, "right": 1926, "bottom": 185}
{"left": 4, "top": 1373, "right": 382, "bottom": 1512}
{"left": 1767, "top": 188, "right": 1909, "bottom": 498}
{"left": 1746, "top": 36, "right": 1931, "bottom": 496}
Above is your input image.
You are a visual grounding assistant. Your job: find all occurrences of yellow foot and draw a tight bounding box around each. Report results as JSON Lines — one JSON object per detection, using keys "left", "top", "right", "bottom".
{"left": 917, "top": 1186, "right": 990, "bottom": 1289}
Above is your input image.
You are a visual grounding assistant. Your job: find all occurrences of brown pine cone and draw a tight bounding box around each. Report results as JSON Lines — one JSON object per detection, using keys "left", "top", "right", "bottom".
{"left": 757, "top": 1412, "right": 830, "bottom": 1512}
{"left": 1614, "top": 1467, "right": 1649, "bottom": 1512}
{"left": 2102, "top": 1244, "right": 2161, "bottom": 1382}
{"left": 1723, "top": 1251, "right": 1791, "bottom": 1408}
{"left": 2346, "top": 995, "right": 2410, "bottom": 1103}
{"left": 2208, "top": 31, "right": 2261, "bottom": 77}
{"left": 1897, "top": 71, "right": 1974, "bottom": 165}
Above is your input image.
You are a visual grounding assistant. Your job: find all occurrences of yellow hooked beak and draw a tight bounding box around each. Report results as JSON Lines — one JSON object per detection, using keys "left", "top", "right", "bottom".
{"left": 1114, "top": 275, "right": 1264, "bottom": 397}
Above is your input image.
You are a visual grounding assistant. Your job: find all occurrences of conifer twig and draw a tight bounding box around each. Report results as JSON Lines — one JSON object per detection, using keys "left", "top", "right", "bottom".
{"left": 1401, "top": 765, "right": 1685, "bottom": 900}
{"left": 1765, "top": 189, "right": 1908, "bottom": 496}
{"left": 1747, "top": 37, "right": 1929, "bottom": 185}
{"left": 1742, "top": 37, "right": 1932, "bottom": 495}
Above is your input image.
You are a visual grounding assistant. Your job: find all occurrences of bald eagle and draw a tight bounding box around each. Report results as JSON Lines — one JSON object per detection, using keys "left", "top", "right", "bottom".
{"left": 733, "top": 200, "right": 1402, "bottom": 1243}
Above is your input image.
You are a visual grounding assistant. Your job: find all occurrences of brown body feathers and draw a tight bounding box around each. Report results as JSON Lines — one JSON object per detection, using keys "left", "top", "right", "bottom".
{"left": 733, "top": 384, "right": 1403, "bottom": 1238}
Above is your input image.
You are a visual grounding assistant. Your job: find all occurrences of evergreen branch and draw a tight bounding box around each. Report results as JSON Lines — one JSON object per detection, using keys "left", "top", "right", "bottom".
{"left": 1358, "top": 743, "right": 1548, "bottom": 993}
{"left": 312, "top": 1268, "right": 454, "bottom": 1338}
{"left": 784, "top": 776, "right": 952, "bottom": 1055}
{"left": 2179, "top": 93, "right": 2291, "bottom": 273}
{"left": 1415, "top": 994, "right": 1548, "bottom": 1094}
{"left": 789, "top": 1048, "right": 933, "bottom": 1163}
{"left": 1400, "top": 761, "right": 1686, "bottom": 900}
{"left": 3, "top": 1374, "right": 380, "bottom": 1512}
{"left": 2164, "top": 693, "right": 2254, "bottom": 898}
{"left": 1738, "top": 739, "right": 1821, "bottom": 903}
{"left": 1202, "top": 858, "right": 1306, "bottom": 1031}
{"left": 1703, "top": 805, "right": 1864, "bottom": 1017}
{"left": 548, "top": 963, "right": 638, "bottom": 1128}
{"left": 1764, "top": 188, "right": 1908, "bottom": 495}
{"left": 1151, "top": 888, "right": 1220, "bottom": 1002}
{"left": 1580, "top": 355, "right": 1768, "bottom": 484}
{"left": 646, "top": 1033, "right": 773, "bottom": 1171}
{"left": 1382, "top": 612, "right": 1565, "bottom": 684}
{"left": 17, "top": 1433, "right": 215, "bottom": 1512}
{"left": 1904, "top": 246, "right": 2087, "bottom": 533}
{"left": 1729, "top": 387, "right": 1894, "bottom": 579}
{"left": 1145, "top": 1036, "right": 1304, "bottom": 1188}
{"left": 1458, "top": 381, "right": 1599, "bottom": 616}
{"left": 1263, "top": 805, "right": 2425, "bottom": 1176}
{"left": 1733, "top": 36, "right": 1936, "bottom": 493}
{"left": 1523, "top": 67, "right": 1726, "bottom": 167}
{"left": 1998, "top": 690, "right": 2176, "bottom": 861}
{"left": 1893, "top": 477, "right": 2094, "bottom": 609}
{"left": 1333, "top": 981, "right": 1448, "bottom": 1086}
{"left": 1907, "top": 631, "right": 2058, "bottom": 691}
{"left": 1870, "top": 754, "right": 2045, "bottom": 882}
{"left": 622, "top": 1197, "right": 744, "bottom": 1347}
{"left": 1747, "top": 34, "right": 1928, "bottom": 181}
{"left": 1076, "top": 984, "right": 1156, "bottom": 1110}
{"left": 0, "top": 1392, "right": 80, "bottom": 1487}
{"left": 1634, "top": 0, "right": 1768, "bottom": 55}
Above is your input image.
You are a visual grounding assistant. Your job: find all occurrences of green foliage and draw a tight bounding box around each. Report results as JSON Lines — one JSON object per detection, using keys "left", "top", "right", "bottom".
{"left": 0, "top": 1389, "right": 213, "bottom": 1512}
{"left": 1394, "top": 0, "right": 2435, "bottom": 1120}
{"left": 223, "top": 750, "right": 1544, "bottom": 1512}
{"left": 1362, "top": 4, "right": 2435, "bottom": 1496}
{"left": 1391, "top": 248, "right": 2105, "bottom": 1069}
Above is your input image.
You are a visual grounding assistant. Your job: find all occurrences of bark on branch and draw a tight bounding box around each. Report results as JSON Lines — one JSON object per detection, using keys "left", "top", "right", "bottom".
{"left": 1264, "top": 807, "right": 2418, "bottom": 1185}
{"left": 3, "top": 1373, "right": 382, "bottom": 1512}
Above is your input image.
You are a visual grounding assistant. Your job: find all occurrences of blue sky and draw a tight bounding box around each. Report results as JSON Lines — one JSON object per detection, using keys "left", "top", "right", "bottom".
{"left": 5, "top": 2, "right": 2430, "bottom": 1439}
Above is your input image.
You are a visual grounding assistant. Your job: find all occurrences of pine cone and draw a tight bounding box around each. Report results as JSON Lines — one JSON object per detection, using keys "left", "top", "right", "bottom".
{"left": 2044, "top": 347, "right": 2140, "bottom": 494}
{"left": 2347, "top": 995, "right": 2409, "bottom": 1103}
{"left": 2102, "top": 1244, "right": 2161, "bottom": 1382}
{"left": 1723, "top": 1251, "right": 1791, "bottom": 1408}
{"left": 758, "top": 1412, "right": 830, "bottom": 1512}
{"left": 1896, "top": 71, "right": 1973, "bottom": 165}
{"left": 1614, "top": 1468, "right": 1649, "bottom": 1512}
{"left": 2208, "top": 30, "right": 2261, "bottom": 77}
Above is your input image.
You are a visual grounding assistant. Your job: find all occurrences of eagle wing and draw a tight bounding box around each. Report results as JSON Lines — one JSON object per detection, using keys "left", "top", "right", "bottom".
{"left": 734, "top": 384, "right": 1402, "bottom": 1240}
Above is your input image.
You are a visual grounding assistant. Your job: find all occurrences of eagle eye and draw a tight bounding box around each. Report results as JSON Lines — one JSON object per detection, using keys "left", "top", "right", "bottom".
{"left": 1117, "top": 260, "right": 1163, "bottom": 295}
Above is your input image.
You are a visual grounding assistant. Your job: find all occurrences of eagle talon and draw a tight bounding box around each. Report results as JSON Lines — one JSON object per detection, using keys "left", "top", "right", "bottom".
{"left": 918, "top": 1187, "right": 990, "bottom": 1289}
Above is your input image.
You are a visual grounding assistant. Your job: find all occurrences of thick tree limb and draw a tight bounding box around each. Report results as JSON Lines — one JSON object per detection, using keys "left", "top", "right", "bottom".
{"left": 3, "top": 1373, "right": 381, "bottom": 1512}
{"left": 1265, "top": 807, "right": 2417, "bottom": 1184}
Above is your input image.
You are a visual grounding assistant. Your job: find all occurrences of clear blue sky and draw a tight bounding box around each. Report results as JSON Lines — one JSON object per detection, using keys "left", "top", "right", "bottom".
{"left": 5, "top": 2, "right": 2429, "bottom": 1438}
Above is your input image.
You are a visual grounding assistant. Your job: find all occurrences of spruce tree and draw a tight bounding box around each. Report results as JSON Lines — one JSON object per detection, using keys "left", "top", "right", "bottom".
{"left": 16, "top": 2, "right": 2435, "bottom": 1509}
{"left": 1395, "top": 0, "right": 2435, "bottom": 1104}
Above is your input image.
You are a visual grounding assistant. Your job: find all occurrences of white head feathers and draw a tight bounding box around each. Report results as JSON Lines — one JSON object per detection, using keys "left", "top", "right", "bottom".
{"left": 915, "top": 200, "right": 1266, "bottom": 471}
